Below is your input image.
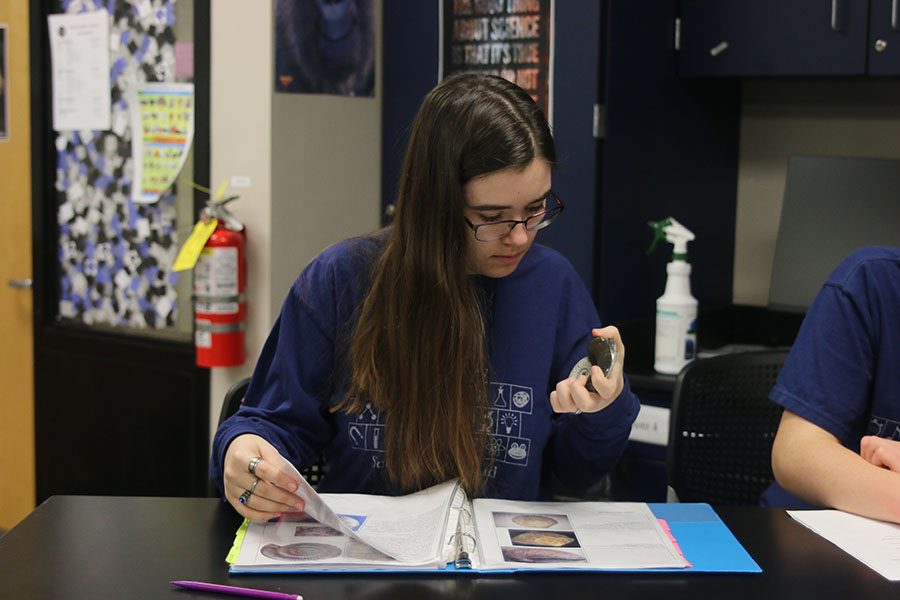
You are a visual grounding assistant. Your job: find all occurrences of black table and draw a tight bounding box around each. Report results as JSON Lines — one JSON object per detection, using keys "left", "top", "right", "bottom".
{"left": 0, "top": 496, "right": 895, "bottom": 599}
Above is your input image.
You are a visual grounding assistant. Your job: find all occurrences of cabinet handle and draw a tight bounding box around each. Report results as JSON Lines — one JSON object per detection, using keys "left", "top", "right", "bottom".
{"left": 893, "top": 0, "right": 899, "bottom": 31}
{"left": 831, "top": 0, "right": 843, "bottom": 31}
{"left": 7, "top": 278, "right": 33, "bottom": 289}
{"left": 709, "top": 41, "right": 729, "bottom": 56}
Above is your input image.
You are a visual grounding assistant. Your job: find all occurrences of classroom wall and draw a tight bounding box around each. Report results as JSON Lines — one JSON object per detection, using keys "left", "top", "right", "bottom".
{"left": 734, "top": 80, "right": 900, "bottom": 305}
{"left": 270, "top": 2, "right": 382, "bottom": 316}
{"left": 209, "top": 2, "right": 274, "bottom": 432}
{"left": 208, "top": 1, "right": 382, "bottom": 439}
{"left": 207, "top": 9, "right": 900, "bottom": 440}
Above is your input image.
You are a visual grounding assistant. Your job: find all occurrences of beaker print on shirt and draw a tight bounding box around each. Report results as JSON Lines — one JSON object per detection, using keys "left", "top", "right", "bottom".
{"left": 494, "top": 386, "right": 509, "bottom": 409}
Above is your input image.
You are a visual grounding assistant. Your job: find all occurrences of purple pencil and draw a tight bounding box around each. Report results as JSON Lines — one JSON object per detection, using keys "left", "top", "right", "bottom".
{"left": 170, "top": 580, "right": 303, "bottom": 600}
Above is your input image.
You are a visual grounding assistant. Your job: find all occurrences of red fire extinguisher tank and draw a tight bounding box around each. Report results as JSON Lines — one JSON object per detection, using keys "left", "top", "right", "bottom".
{"left": 193, "top": 222, "right": 246, "bottom": 367}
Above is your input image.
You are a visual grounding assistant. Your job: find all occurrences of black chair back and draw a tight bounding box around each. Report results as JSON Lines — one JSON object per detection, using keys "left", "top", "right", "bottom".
{"left": 219, "top": 377, "right": 251, "bottom": 427}
{"left": 667, "top": 350, "right": 789, "bottom": 506}
{"left": 213, "top": 377, "right": 327, "bottom": 494}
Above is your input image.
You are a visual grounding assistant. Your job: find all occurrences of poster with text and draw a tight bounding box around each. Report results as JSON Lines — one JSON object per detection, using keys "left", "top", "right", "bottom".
{"left": 274, "top": 0, "right": 376, "bottom": 97}
{"left": 441, "top": 0, "right": 553, "bottom": 123}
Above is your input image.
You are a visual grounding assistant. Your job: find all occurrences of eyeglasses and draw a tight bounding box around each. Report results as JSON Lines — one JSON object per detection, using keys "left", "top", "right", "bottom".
{"left": 464, "top": 192, "right": 565, "bottom": 242}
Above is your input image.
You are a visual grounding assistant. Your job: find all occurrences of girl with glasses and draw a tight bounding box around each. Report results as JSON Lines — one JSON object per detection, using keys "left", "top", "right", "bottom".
{"left": 212, "top": 73, "right": 639, "bottom": 520}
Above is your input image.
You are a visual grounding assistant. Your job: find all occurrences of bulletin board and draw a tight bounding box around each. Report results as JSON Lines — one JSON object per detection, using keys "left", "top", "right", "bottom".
{"left": 52, "top": 0, "right": 195, "bottom": 334}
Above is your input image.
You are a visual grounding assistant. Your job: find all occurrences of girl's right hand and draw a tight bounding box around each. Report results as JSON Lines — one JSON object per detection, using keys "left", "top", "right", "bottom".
{"left": 860, "top": 435, "right": 900, "bottom": 472}
{"left": 223, "top": 433, "right": 306, "bottom": 520}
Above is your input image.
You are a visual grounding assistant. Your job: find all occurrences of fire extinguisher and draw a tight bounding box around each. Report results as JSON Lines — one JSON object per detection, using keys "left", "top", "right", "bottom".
{"left": 193, "top": 196, "right": 246, "bottom": 368}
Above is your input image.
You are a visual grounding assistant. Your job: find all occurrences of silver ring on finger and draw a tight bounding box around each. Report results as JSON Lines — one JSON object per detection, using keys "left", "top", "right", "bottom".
{"left": 250, "top": 478, "right": 261, "bottom": 495}
{"left": 238, "top": 489, "right": 252, "bottom": 505}
{"left": 573, "top": 408, "right": 583, "bottom": 415}
{"left": 248, "top": 456, "right": 263, "bottom": 475}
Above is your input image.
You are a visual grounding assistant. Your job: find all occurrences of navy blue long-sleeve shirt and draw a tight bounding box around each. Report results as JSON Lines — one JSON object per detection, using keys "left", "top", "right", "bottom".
{"left": 211, "top": 235, "right": 639, "bottom": 500}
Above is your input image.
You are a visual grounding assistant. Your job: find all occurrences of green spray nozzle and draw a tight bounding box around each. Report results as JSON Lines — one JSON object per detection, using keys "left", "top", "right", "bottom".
{"left": 646, "top": 218, "right": 672, "bottom": 255}
{"left": 646, "top": 217, "right": 695, "bottom": 260}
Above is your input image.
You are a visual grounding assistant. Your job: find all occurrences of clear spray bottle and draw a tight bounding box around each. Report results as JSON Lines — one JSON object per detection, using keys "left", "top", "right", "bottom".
{"left": 647, "top": 218, "right": 697, "bottom": 375}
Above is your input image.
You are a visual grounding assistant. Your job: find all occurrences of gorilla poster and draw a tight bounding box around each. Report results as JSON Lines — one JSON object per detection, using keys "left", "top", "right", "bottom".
{"left": 275, "top": 0, "right": 376, "bottom": 97}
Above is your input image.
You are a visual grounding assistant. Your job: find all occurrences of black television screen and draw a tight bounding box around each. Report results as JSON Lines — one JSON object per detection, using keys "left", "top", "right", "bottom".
{"left": 768, "top": 156, "right": 900, "bottom": 312}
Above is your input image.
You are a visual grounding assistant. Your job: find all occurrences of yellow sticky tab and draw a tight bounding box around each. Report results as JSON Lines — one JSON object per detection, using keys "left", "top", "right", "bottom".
{"left": 172, "top": 218, "right": 218, "bottom": 272}
{"left": 226, "top": 519, "right": 251, "bottom": 565}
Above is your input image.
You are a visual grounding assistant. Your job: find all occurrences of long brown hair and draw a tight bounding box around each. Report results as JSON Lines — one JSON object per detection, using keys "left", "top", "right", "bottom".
{"left": 342, "top": 74, "right": 556, "bottom": 495}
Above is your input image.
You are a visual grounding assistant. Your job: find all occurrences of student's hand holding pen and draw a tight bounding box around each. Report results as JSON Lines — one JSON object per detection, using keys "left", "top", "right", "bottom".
{"left": 551, "top": 326, "right": 626, "bottom": 415}
{"left": 224, "top": 434, "right": 305, "bottom": 520}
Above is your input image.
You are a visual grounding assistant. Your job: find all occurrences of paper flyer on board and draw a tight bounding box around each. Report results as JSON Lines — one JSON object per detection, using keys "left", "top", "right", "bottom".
{"left": 48, "top": 10, "right": 111, "bottom": 131}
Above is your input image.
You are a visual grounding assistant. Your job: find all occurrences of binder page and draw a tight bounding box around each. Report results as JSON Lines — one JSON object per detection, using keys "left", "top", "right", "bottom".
{"left": 320, "top": 480, "right": 459, "bottom": 564}
{"left": 233, "top": 479, "right": 458, "bottom": 571}
{"left": 471, "top": 498, "right": 689, "bottom": 570}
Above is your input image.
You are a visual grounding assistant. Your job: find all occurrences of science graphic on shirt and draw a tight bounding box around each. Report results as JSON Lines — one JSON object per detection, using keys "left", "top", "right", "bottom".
{"left": 487, "top": 382, "right": 534, "bottom": 467}
{"left": 347, "top": 401, "right": 385, "bottom": 455}
{"left": 868, "top": 415, "right": 900, "bottom": 440}
{"left": 346, "top": 384, "right": 534, "bottom": 470}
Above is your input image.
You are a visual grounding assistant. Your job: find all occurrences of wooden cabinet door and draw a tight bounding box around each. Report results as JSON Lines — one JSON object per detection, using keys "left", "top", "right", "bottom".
{"left": 868, "top": 0, "right": 900, "bottom": 74}
{"left": 0, "top": 0, "right": 35, "bottom": 530}
{"left": 679, "top": 0, "right": 868, "bottom": 76}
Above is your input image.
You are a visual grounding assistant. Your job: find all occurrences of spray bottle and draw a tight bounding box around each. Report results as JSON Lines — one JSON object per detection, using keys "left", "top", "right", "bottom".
{"left": 647, "top": 218, "right": 697, "bottom": 375}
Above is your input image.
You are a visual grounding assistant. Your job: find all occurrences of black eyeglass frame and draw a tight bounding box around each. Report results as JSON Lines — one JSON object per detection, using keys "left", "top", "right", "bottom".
{"left": 464, "top": 192, "right": 565, "bottom": 242}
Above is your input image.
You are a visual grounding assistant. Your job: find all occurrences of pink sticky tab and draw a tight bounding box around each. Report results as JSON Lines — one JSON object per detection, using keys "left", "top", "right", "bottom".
{"left": 658, "top": 518, "right": 694, "bottom": 567}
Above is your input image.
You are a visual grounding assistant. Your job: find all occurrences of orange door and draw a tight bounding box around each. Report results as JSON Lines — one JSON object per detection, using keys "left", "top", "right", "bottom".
{"left": 0, "top": 0, "right": 35, "bottom": 529}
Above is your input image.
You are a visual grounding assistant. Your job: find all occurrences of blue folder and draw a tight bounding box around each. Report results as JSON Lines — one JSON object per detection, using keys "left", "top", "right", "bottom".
{"left": 649, "top": 502, "right": 761, "bottom": 573}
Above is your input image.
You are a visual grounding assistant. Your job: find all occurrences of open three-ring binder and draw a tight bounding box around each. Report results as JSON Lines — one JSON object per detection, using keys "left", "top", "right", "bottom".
{"left": 227, "top": 477, "right": 760, "bottom": 574}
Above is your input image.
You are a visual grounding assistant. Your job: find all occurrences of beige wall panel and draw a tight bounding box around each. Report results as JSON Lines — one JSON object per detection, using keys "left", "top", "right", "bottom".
{"left": 735, "top": 80, "right": 900, "bottom": 305}
{"left": 208, "top": 1, "right": 381, "bottom": 442}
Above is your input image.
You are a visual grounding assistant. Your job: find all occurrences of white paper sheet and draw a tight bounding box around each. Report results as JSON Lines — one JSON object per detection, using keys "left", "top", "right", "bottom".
{"left": 48, "top": 10, "right": 111, "bottom": 131}
{"left": 788, "top": 509, "right": 900, "bottom": 581}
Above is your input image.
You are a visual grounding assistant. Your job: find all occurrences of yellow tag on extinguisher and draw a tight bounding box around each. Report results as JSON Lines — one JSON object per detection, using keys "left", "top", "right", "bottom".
{"left": 173, "top": 218, "right": 219, "bottom": 272}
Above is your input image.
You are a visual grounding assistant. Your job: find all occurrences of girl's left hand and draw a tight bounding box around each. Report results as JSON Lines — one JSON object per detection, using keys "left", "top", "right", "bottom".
{"left": 550, "top": 326, "right": 625, "bottom": 415}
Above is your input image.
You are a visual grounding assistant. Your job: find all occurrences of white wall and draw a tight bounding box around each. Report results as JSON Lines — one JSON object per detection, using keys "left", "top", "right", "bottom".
{"left": 270, "top": 4, "right": 383, "bottom": 313}
{"left": 734, "top": 80, "right": 900, "bottom": 305}
{"left": 209, "top": 1, "right": 382, "bottom": 442}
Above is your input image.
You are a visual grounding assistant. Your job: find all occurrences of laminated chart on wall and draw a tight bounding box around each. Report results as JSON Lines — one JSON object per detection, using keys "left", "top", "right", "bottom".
{"left": 130, "top": 82, "right": 194, "bottom": 204}
{"left": 54, "top": 0, "right": 184, "bottom": 330}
